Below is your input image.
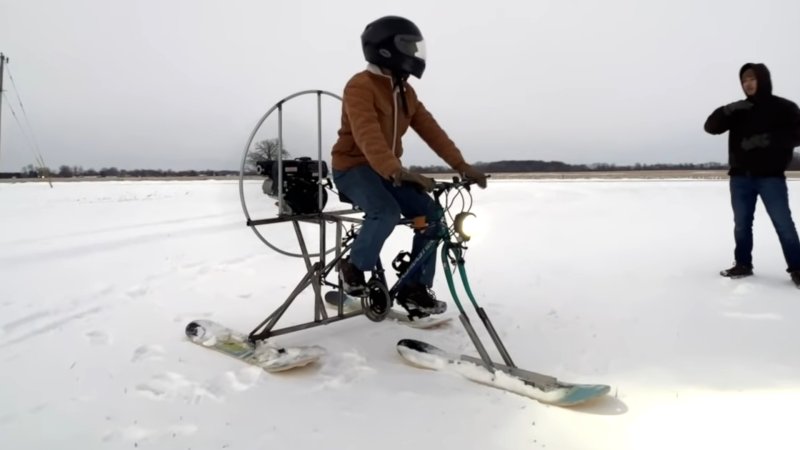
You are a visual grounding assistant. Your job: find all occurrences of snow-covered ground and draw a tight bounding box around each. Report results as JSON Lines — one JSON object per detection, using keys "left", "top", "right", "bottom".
{"left": 2, "top": 178, "right": 799, "bottom": 450}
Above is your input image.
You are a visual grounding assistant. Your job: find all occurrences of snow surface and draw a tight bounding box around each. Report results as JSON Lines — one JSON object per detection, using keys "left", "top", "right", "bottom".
{"left": 2, "top": 178, "right": 800, "bottom": 450}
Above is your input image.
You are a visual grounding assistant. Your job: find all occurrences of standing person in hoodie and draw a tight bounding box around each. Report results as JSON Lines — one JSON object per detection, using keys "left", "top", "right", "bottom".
{"left": 704, "top": 63, "right": 800, "bottom": 286}
{"left": 331, "top": 15, "right": 487, "bottom": 315}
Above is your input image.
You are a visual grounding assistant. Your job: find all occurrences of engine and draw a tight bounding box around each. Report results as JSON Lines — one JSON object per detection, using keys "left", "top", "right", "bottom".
{"left": 256, "top": 157, "right": 329, "bottom": 215}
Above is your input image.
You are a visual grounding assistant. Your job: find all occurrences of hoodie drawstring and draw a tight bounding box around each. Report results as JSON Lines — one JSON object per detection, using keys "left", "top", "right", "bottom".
{"left": 393, "top": 74, "right": 409, "bottom": 116}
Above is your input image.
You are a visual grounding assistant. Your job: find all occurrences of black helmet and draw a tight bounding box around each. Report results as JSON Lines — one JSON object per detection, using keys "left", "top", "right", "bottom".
{"left": 361, "top": 16, "right": 427, "bottom": 79}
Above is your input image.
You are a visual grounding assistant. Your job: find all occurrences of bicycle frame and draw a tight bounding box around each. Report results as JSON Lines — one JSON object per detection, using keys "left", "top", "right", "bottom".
{"left": 245, "top": 177, "right": 467, "bottom": 339}
{"left": 356, "top": 176, "right": 527, "bottom": 377}
{"left": 245, "top": 175, "right": 548, "bottom": 384}
{"left": 337, "top": 177, "right": 478, "bottom": 318}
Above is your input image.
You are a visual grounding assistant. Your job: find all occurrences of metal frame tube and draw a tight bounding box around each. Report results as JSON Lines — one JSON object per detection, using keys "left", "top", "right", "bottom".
{"left": 247, "top": 213, "right": 363, "bottom": 342}
{"left": 277, "top": 104, "right": 285, "bottom": 215}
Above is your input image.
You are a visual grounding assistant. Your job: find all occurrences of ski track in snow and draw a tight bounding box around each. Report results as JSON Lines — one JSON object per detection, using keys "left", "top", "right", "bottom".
{"left": 85, "top": 329, "right": 112, "bottom": 346}
{"left": 2, "top": 311, "right": 53, "bottom": 333}
{"left": 5, "top": 211, "right": 233, "bottom": 247}
{"left": 0, "top": 284, "right": 117, "bottom": 347}
{"left": 0, "top": 248, "right": 257, "bottom": 353}
{"left": 0, "top": 279, "right": 168, "bottom": 351}
{"left": 0, "top": 220, "right": 243, "bottom": 266}
{"left": 0, "top": 305, "right": 106, "bottom": 348}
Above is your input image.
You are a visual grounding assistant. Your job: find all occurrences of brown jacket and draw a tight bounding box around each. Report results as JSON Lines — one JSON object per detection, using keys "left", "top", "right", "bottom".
{"left": 331, "top": 65, "right": 468, "bottom": 179}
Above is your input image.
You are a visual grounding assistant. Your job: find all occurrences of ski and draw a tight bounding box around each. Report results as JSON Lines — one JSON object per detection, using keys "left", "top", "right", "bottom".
{"left": 184, "top": 320, "right": 325, "bottom": 372}
{"left": 323, "top": 290, "right": 454, "bottom": 329}
{"left": 396, "top": 338, "right": 610, "bottom": 407}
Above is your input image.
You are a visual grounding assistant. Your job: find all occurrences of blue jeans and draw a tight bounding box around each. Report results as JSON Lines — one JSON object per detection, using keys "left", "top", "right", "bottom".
{"left": 333, "top": 165, "right": 443, "bottom": 287}
{"left": 730, "top": 175, "right": 800, "bottom": 271}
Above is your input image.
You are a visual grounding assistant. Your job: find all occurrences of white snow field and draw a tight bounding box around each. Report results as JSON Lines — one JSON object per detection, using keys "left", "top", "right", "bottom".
{"left": 2, "top": 177, "right": 800, "bottom": 450}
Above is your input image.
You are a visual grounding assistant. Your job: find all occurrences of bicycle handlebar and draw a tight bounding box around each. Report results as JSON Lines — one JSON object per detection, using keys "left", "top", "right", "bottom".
{"left": 432, "top": 174, "right": 489, "bottom": 195}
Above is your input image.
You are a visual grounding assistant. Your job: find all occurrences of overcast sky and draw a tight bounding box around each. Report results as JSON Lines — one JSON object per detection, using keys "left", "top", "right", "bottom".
{"left": 1, "top": 0, "right": 799, "bottom": 171}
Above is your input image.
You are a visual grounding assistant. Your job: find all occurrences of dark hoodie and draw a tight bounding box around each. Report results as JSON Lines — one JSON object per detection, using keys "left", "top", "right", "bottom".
{"left": 704, "top": 63, "right": 800, "bottom": 176}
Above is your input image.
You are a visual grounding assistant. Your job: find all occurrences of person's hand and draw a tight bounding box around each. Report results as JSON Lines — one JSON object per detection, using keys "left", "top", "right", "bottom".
{"left": 460, "top": 164, "right": 488, "bottom": 189}
{"left": 741, "top": 133, "right": 771, "bottom": 151}
{"left": 405, "top": 171, "right": 435, "bottom": 192}
{"left": 390, "top": 168, "right": 435, "bottom": 192}
{"left": 723, "top": 100, "right": 753, "bottom": 115}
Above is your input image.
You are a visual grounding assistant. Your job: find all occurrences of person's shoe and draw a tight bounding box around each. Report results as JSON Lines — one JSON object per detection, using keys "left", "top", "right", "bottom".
{"left": 338, "top": 257, "right": 366, "bottom": 295}
{"left": 395, "top": 283, "right": 447, "bottom": 316}
{"left": 720, "top": 263, "right": 753, "bottom": 279}
{"left": 790, "top": 271, "right": 800, "bottom": 289}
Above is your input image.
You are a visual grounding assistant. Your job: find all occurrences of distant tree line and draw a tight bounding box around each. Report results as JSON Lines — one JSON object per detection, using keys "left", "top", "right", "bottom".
{"left": 407, "top": 160, "right": 731, "bottom": 173}
{"left": 410, "top": 151, "right": 800, "bottom": 173}
{"left": 5, "top": 164, "right": 239, "bottom": 179}
{"left": 3, "top": 138, "right": 288, "bottom": 179}
{"left": 5, "top": 142, "right": 800, "bottom": 179}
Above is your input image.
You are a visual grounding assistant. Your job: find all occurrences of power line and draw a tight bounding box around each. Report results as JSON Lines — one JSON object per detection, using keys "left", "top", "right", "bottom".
{"left": 0, "top": 55, "right": 52, "bottom": 186}
{"left": 2, "top": 91, "right": 47, "bottom": 172}
{"left": 6, "top": 65, "right": 46, "bottom": 163}
{"left": 1, "top": 91, "right": 35, "bottom": 150}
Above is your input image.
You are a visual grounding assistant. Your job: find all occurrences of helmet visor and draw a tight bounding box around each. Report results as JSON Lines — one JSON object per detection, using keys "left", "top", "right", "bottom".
{"left": 394, "top": 35, "right": 426, "bottom": 61}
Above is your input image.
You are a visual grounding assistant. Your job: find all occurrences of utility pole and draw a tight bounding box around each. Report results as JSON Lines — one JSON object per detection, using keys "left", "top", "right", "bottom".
{"left": 0, "top": 53, "right": 7, "bottom": 163}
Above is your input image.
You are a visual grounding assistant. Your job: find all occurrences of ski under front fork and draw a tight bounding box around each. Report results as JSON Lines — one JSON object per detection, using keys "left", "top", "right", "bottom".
{"left": 440, "top": 242, "right": 517, "bottom": 373}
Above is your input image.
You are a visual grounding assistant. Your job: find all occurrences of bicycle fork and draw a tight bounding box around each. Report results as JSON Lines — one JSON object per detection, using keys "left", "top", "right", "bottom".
{"left": 441, "top": 244, "right": 516, "bottom": 372}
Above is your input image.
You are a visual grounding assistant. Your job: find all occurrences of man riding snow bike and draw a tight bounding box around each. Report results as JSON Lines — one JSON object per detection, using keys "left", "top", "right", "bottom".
{"left": 330, "top": 175, "right": 486, "bottom": 323}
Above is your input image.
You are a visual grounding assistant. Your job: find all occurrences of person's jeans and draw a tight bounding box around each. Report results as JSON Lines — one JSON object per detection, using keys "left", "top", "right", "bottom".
{"left": 333, "top": 165, "right": 443, "bottom": 287}
{"left": 730, "top": 175, "right": 800, "bottom": 271}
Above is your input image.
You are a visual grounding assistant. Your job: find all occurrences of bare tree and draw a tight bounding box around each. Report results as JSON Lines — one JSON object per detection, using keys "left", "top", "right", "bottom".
{"left": 58, "top": 165, "right": 74, "bottom": 177}
{"left": 246, "top": 138, "right": 290, "bottom": 170}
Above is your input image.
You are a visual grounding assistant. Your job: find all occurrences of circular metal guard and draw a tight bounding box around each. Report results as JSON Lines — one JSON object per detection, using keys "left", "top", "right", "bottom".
{"left": 237, "top": 89, "right": 344, "bottom": 258}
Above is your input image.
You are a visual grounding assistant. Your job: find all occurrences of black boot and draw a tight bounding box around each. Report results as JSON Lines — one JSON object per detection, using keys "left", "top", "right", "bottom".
{"left": 790, "top": 271, "right": 800, "bottom": 289}
{"left": 396, "top": 282, "right": 446, "bottom": 316}
{"left": 338, "top": 257, "right": 366, "bottom": 295}
{"left": 720, "top": 263, "right": 753, "bottom": 279}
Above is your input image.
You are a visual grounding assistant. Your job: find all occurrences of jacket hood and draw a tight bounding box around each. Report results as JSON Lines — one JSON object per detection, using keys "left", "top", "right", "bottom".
{"left": 739, "top": 62, "right": 772, "bottom": 98}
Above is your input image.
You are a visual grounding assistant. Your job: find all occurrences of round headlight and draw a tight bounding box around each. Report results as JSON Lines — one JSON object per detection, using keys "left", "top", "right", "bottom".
{"left": 454, "top": 212, "right": 476, "bottom": 242}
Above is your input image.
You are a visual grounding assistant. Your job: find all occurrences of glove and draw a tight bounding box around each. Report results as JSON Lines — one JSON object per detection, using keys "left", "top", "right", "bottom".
{"left": 723, "top": 100, "right": 753, "bottom": 115}
{"left": 390, "top": 168, "right": 435, "bottom": 192}
{"left": 460, "top": 164, "right": 488, "bottom": 189}
{"left": 741, "top": 133, "right": 770, "bottom": 151}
